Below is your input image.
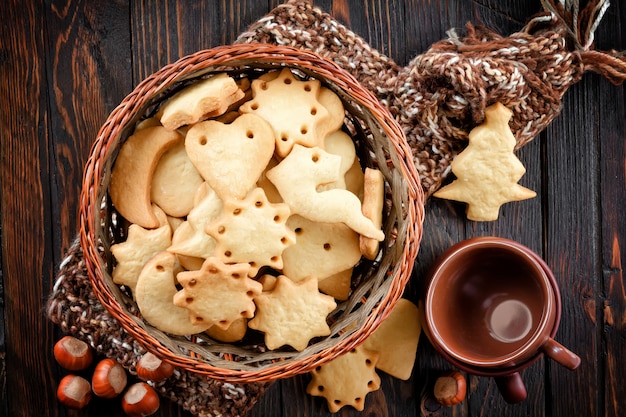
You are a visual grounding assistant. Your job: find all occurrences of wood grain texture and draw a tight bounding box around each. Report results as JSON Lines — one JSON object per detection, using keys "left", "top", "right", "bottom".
{"left": 1, "top": 0, "right": 625, "bottom": 416}
{"left": 0, "top": 2, "right": 57, "bottom": 416}
{"left": 597, "top": 5, "right": 626, "bottom": 417}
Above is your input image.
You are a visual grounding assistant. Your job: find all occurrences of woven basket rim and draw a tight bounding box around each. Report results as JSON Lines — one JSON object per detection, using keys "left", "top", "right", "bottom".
{"left": 79, "top": 43, "right": 425, "bottom": 383}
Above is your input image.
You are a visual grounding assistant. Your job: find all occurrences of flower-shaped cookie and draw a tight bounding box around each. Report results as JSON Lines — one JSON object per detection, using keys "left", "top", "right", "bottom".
{"left": 205, "top": 187, "right": 295, "bottom": 277}
{"left": 173, "top": 257, "right": 262, "bottom": 330}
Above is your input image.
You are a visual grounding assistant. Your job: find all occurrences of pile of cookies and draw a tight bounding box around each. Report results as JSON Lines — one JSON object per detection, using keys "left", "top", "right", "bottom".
{"left": 108, "top": 68, "right": 386, "bottom": 353}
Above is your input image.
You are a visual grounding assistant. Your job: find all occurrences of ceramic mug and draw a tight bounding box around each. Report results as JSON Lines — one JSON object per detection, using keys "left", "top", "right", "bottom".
{"left": 423, "top": 237, "right": 580, "bottom": 403}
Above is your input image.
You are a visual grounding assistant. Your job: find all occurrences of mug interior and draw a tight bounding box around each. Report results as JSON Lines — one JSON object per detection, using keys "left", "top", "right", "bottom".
{"left": 427, "top": 240, "right": 551, "bottom": 366}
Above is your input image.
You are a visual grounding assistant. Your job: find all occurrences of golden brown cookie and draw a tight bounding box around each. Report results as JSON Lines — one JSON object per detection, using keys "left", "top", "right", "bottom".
{"left": 433, "top": 102, "right": 536, "bottom": 221}
{"left": 316, "top": 130, "right": 356, "bottom": 192}
{"left": 306, "top": 345, "right": 381, "bottom": 412}
{"left": 185, "top": 114, "right": 275, "bottom": 200}
{"left": 173, "top": 257, "right": 262, "bottom": 330}
{"left": 109, "top": 126, "right": 182, "bottom": 228}
{"left": 239, "top": 68, "right": 331, "bottom": 157}
{"left": 205, "top": 187, "right": 295, "bottom": 277}
{"left": 344, "top": 157, "right": 366, "bottom": 200}
{"left": 159, "top": 73, "right": 243, "bottom": 130}
{"left": 110, "top": 207, "right": 172, "bottom": 295}
{"left": 281, "top": 215, "right": 361, "bottom": 282}
{"left": 150, "top": 139, "right": 204, "bottom": 218}
{"left": 167, "top": 182, "right": 222, "bottom": 259}
{"left": 256, "top": 157, "right": 283, "bottom": 204}
{"left": 266, "top": 144, "right": 384, "bottom": 241}
{"left": 363, "top": 298, "right": 421, "bottom": 380}
{"left": 248, "top": 275, "right": 337, "bottom": 351}
{"left": 317, "top": 87, "right": 346, "bottom": 139}
{"left": 359, "top": 168, "right": 385, "bottom": 260}
{"left": 204, "top": 317, "right": 248, "bottom": 343}
{"left": 318, "top": 268, "right": 353, "bottom": 301}
{"left": 135, "top": 251, "right": 211, "bottom": 336}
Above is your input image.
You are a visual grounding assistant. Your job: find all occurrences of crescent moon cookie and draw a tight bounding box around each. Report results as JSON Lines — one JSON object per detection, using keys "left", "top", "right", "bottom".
{"left": 110, "top": 125, "right": 182, "bottom": 229}
{"left": 266, "top": 144, "right": 384, "bottom": 241}
{"left": 134, "top": 251, "right": 211, "bottom": 336}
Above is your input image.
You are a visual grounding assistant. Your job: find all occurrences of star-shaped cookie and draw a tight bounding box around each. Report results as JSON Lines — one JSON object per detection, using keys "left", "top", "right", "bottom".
{"left": 248, "top": 275, "right": 337, "bottom": 351}
{"left": 239, "top": 68, "right": 331, "bottom": 157}
{"left": 205, "top": 187, "right": 295, "bottom": 277}
{"left": 110, "top": 213, "right": 172, "bottom": 295}
{"left": 306, "top": 345, "right": 381, "bottom": 412}
{"left": 173, "top": 257, "right": 262, "bottom": 330}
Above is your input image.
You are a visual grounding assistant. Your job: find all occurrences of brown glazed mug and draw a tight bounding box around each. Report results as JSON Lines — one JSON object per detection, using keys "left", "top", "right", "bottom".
{"left": 423, "top": 237, "right": 581, "bottom": 403}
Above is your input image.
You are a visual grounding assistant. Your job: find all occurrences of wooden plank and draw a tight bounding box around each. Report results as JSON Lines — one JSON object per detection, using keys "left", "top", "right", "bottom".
{"left": 0, "top": 258, "right": 6, "bottom": 417}
{"left": 0, "top": 2, "right": 58, "bottom": 416}
{"left": 131, "top": 0, "right": 271, "bottom": 81}
{"left": 596, "top": 3, "right": 626, "bottom": 416}
{"left": 43, "top": 1, "right": 133, "bottom": 416}
{"left": 462, "top": 2, "right": 547, "bottom": 414}
{"left": 544, "top": 74, "right": 602, "bottom": 417}
{"left": 45, "top": 0, "right": 132, "bottom": 263}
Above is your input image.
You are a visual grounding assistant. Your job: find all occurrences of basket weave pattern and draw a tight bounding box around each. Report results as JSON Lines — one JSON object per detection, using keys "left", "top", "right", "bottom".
{"left": 79, "top": 43, "right": 424, "bottom": 382}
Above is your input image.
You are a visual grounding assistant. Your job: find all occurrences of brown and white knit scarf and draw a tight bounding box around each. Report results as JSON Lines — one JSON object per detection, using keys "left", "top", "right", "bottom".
{"left": 237, "top": 0, "right": 626, "bottom": 198}
{"left": 47, "top": 1, "right": 626, "bottom": 416}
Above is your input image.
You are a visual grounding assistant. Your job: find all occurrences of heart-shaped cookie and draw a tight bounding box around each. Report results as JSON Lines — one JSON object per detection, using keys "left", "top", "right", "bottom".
{"left": 185, "top": 113, "right": 275, "bottom": 200}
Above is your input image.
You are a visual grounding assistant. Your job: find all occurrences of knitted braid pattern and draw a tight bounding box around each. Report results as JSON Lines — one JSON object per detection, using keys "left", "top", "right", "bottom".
{"left": 237, "top": 0, "right": 401, "bottom": 98}
{"left": 392, "top": 24, "right": 585, "bottom": 195}
{"left": 46, "top": 239, "right": 269, "bottom": 417}
{"left": 237, "top": 0, "right": 588, "bottom": 197}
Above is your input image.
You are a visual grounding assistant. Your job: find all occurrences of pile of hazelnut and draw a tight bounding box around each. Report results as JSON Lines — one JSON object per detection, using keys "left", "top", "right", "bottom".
{"left": 54, "top": 335, "right": 173, "bottom": 416}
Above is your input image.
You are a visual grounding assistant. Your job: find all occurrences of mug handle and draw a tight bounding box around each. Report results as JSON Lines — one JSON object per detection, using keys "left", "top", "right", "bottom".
{"left": 495, "top": 373, "right": 527, "bottom": 404}
{"left": 541, "top": 338, "right": 581, "bottom": 370}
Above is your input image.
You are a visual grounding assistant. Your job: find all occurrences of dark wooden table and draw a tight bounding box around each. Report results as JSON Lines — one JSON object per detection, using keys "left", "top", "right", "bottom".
{"left": 2, "top": 1, "right": 625, "bottom": 416}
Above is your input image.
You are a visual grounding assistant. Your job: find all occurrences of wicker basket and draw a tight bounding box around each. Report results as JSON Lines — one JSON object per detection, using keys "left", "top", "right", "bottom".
{"left": 79, "top": 43, "right": 424, "bottom": 383}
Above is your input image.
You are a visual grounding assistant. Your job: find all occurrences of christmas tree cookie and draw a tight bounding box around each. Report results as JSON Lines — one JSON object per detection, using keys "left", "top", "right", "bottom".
{"left": 434, "top": 102, "right": 536, "bottom": 221}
